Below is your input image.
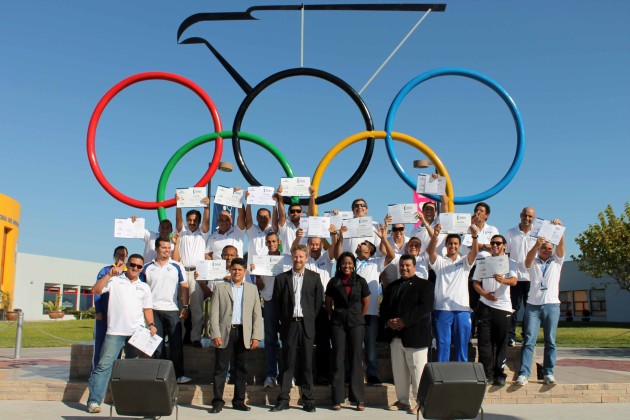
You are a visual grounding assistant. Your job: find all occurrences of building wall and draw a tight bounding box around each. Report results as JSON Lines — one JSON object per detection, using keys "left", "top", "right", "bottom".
{"left": 13, "top": 253, "right": 105, "bottom": 321}
{"left": 0, "top": 193, "right": 20, "bottom": 310}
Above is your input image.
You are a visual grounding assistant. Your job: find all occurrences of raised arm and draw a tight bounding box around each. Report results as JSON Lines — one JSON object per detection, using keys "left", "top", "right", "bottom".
{"left": 273, "top": 186, "right": 286, "bottom": 230}
{"left": 92, "top": 261, "right": 124, "bottom": 294}
{"left": 525, "top": 236, "right": 545, "bottom": 269}
{"left": 307, "top": 185, "right": 317, "bottom": 216}
{"left": 235, "top": 187, "right": 246, "bottom": 230}
{"left": 201, "top": 197, "right": 210, "bottom": 233}
{"left": 427, "top": 224, "right": 442, "bottom": 264}
{"left": 466, "top": 224, "right": 480, "bottom": 266}
{"left": 171, "top": 233, "right": 181, "bottom": 262}
{"left": 175, "top": 194, "right": 184, "bottom": 232}
{"left": 376, "top": 219, "right": 395, "bottom": 265}
{"left": 334, "top": 226, "right": 348, "bottom": 260}
{"left": 327, "top": 224, "right": 339, "bottom": 260}
{"left": 552, "top": 219, "right": 565, "bottom": 258}
{"left": 245, "top": 201, "right": 254, "bottom": 230}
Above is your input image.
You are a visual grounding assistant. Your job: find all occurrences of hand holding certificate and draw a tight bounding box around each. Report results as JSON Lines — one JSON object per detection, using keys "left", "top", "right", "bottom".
{"left": 531, "top": 218, "right": 566, "bottom": 245}
{"left": 114, "top": 218, "right": 145, "bottom": 238}
{"left": 214, "top": 186, "right": 244, "bottom": 208}
{"left": 388, "top": 204, "right": 417, "bottom": 224}
{"left": 438, "top": 213, "right": 471, "bottom": 234}
{"left": 196, "top": 260, "right": 228, "bottom": 280}
{"left": 176, "top": 187, "right": 206, "bottom": 208}
{"left": 303, "top": 216, "right": 331, "bottom": 237}
{"left": 246, "top": 186, "right": 276, "bottom": 206}
{"left": 128, "top": 328, "right": 163, "bottom": 357}
{"left": 342, "top": 216, "right": 374, "bottom": 238}
{"left": 475, "top": 255, "right": 509, "bottom": 278}
{"left": 280, "top": 177, "right": 311, "bottom": 197}
{"left": 251, "top": 255, "right": 287, "bottom": 276}
{"left": 416, "top": 174, "right": 446, "bottom": 195}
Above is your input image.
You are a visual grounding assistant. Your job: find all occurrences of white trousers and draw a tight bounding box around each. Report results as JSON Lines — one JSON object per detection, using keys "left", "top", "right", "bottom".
{"left": 390, "top": 338, "right": 428, "bottom": 406}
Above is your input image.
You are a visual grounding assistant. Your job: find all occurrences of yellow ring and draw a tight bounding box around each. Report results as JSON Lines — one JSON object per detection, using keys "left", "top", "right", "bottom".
{"left": 311, "top": 131, "right": 454, "bottom": 215}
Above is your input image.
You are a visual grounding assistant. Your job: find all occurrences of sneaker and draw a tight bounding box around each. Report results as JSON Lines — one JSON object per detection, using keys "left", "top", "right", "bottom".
{"left": 87, "top": 403, "right": 101, "bottom": 413}
{"left": 508, "top": 338, "right": 516, "bottom": 347}
{"left": 515, "top": 375, "right": 528, "bottom": 386}
{"left": 177, "top": 375, "right": 192, "bottom": 384}
{"left": 264, "top": 376, "right": 277, "bottom": 388}
{"left": 543, "top": 375, "right": 557, "bottom": 385}
{"left": 388, "top": 401, "right": 411, "bottom": 411}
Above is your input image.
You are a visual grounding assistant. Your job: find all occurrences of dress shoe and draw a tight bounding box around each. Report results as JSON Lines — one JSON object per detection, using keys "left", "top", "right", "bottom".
{"left": 233, "top": 402, "right": 251, "bottom": 411}
{"left": 192, "top": 340, "right": 202, "bottom": 348}
{"left": 303, "top": 402, "right": 316, "bottom": 413}
{"left": 209, "top": 403, "right": 224, "bottom": 414}
{"left": 270, "top": 403, "right": 290, "bottom": 412}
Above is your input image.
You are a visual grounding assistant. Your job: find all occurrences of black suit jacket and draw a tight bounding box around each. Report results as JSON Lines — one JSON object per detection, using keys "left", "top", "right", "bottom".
{"left": 273, "top": 268, "right": 323, "bottom": 339}
{"left": 378, "top": 274, "right": 434, "bottom": 348}
{"left": 325, "top": 274, "right": 370, "bottom": 328}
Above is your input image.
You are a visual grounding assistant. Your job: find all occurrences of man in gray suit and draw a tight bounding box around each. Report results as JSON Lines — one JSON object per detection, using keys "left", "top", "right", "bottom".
{"left": 270, "top": 245, "right": 323, "bottom": 413}
{"left": 209, "top": 258, "right": 263, "bottom": 413}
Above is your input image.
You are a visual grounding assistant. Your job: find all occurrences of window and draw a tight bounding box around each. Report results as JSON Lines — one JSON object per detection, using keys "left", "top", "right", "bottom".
{"left": 559, "top": 291, "right": 573, "bottom": 319}
{"left": 573, "top": 290, "right": 589, "bottom": 317}
{"left": 589, "top": 289, "right": 606, "bottom": 317}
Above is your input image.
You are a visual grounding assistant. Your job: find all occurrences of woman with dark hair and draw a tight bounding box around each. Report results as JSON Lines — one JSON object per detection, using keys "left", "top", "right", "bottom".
{"left": 325, "top": 251, "right": 370, "bottom": 411}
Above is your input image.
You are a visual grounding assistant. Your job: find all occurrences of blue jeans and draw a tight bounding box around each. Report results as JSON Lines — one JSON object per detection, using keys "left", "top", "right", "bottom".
{"left": 434, "top": 310, "right": 471, "bottom": 362}
{"left": 263, "top": 299, "right": 280, "bottom": 379}
{"left": 518, "top": 303, "right": 560, "bottom": 378}
{"left": 87, "top": 334, "right": 140, "bottom": 405}
{"left": 364, "top": 315, "right": 379, "bottom": 377}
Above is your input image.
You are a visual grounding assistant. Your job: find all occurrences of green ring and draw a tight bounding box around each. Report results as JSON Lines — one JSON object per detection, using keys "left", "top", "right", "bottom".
{"left": 157, "top": 131, "right": 294, "bottom": 221}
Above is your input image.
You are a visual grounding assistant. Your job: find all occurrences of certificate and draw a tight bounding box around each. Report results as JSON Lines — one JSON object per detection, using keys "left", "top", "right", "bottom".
{"left": 251, "top": 255, "right": 287, "bottom": 276}
{"left": 326, "top": 211, "right": 353, "bottom": 230}
{"left": 342, "top": 216, "right": 374, "bottom": 238}
{"left": 280, "top": 177, "right": 311, "bottom": 197}
{"left": 214, "top": 186, "right": 244, "bottom": 208}
{"left": 416, "top": 174, "right": 446, "bottom": 195}
{"left": 304, "top": 216, "right": 331, "bottom": 237}
{"left": 176, "top": 187, "right": 206, "bottom": 208}
{"left": 531, "top": 218, "right": 566, "bottom": 245}
{"left": 114, "top": 218, "right": 145, "bottom": 238}
{"left": 195, "top": 260, "right": 228, "bottom": 280}
{"left": 388, "top": 204, "right": 417, "bottom": 224}
{"left": 247, "top": 186, "right": 276, "bottom": 206}
{"left": 128, "top": 328, "right": 163, "bottom": 357}
{"left": 475, "top": 255, "right": 510, "bottom": 279}
{"left": 438, "top": 213, "right": 471, "bottom": 234}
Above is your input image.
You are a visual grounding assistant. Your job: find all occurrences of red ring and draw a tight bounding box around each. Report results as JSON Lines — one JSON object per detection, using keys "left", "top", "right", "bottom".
{"left": 86, "top": 72, "right": 223, "bottom": 209}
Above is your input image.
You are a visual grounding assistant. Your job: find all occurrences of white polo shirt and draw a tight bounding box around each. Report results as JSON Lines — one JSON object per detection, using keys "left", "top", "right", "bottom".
{"left": 356, "top": 256, "right": 386, "bottom": 316}
{"left": 178, "top": 227, "right": 209, "bottom": 268}
{"left": 278, "top": 221, "right": 307, "bottom": 255}
{"left": 461, "top": 223, "right": 500, "bottom": 255}
{"left": 390, "top": 253, "right": 430, "bottom": 281}
{"left": 472, "top": 258, "right": 517, "bottom": 312}
{"left": 505, "top": 226, "right": 537, "bottom": 282}
{"left": 206, "top": 226, "right": 246, "bottom": 259}
{"left": 103, "top": 273, "right": 152, "bottom": 336}
{"left": 387, "top": 235, "right": 410, "bottom": 256}
{"left": 527, "top": 253, "right": 565, "bottom": 305}
{"left": 246, "top": 224, "right": 274, "bottom": 264}
{"left": 305, "top": 252, "right": 332, "bottom": 297}
{"left": 410, "top": 222, "right": 446, "bottom": 255}
{"left": 140, "top": 260, "right": 186, "bottom": 311}
{"left": 430, "top": 255, "right": 475, "bottom": 312}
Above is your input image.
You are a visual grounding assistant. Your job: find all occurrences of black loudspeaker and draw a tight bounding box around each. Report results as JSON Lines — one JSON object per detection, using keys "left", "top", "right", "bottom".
{"left": 418, "top": 362, "right": 486, "bottom": 420}
{"left": 110, "top": 359, "right": 178, "bottom": 419}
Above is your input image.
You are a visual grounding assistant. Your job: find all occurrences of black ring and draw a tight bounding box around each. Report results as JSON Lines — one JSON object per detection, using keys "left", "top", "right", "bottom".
{"left": 232, "top": 67, "right": 374, "bottom": 205}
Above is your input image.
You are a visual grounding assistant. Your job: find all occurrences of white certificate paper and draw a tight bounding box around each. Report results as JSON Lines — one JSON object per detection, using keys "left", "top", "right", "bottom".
{"left": 114, "top": 218, "right": 145, "bottom": 238}
{"left": 128, "top": 328, "right": 163, "bottom": 357}
{"left": 388, "top": 204, "right": 417, "bottom": 224}
{"left": 416, "top": 174, "right": 446, "bottom": 195}
{"left": 196, "top": 260, "right": 228, "bottom": 280}
{"left": 342, "top": 216, "right": 374, "bottom": 238}
{"left": 327, "top": 211, "right": 353, "bottom": 230}
{"left": 280, "top": 177, "right": 311, "bottom": 197}
{"left": 251, "top": 255, "right": 287, "bottom": 276}
{"left": 475, "top": 255, "right": 510, "bottom": 279}
{"left": 214, "top": 186, "right": 244, "bottom": 208}
{"left": 176, "top": 187, "right": 206, "bottom": 208}
{"left": 247, "top": 186, "right": 276, "bottom": 206}
{"left": 438, "top": 213, "right": 471, "bottom": 234}
{"left": 305, "top": 216, "right": 331, "bottom": 237}
{"left": 531, "top": 218, "right": 566, "bottom": 245}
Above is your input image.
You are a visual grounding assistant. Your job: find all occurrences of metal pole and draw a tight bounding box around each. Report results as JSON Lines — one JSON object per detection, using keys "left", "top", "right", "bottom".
{"left": 14, "top": 310, "right": 23, "bottom": 359}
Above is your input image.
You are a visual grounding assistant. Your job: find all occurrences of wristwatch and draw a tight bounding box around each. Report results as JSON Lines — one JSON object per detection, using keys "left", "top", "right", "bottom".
{"left": 148, "top": 323, "right": 156, "bottom": 328}
{"left": 183, "top": 305, "right": 190, "bottom": 310}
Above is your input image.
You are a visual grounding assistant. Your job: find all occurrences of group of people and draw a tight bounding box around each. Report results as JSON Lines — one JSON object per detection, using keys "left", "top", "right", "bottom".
{"left": 85, "top": 185, "right": 566, "bottom": 415}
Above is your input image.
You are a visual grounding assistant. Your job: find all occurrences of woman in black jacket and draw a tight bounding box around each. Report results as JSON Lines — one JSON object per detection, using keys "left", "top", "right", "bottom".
{"left": 325, "top": 251, "right": 370, "bottom": 411}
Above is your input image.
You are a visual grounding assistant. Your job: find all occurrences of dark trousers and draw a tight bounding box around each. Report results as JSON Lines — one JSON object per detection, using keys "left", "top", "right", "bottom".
{"left": 509, "top": 281, "right": 530, "bottom": 340}
{"left": 477, "top": 302, "right": 511, "bottom": 380}
{"left": 277, "top": 320, "right": 314, "bottom": 404}
{"left": 331, "top": 323, "right": 365, "bottom": 405}
{"left": 153, "top": 310, "right": 184, "bottom": 377}
{"left": 314, "top": 306, "right": 331, "bottom": 382}
{"left": 213, "top": 326, "right": 248, "bottom": 406}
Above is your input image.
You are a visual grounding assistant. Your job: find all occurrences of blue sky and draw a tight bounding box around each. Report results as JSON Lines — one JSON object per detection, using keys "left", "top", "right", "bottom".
{"left": 1, "top": 0, "right": 628, "bottom": 264}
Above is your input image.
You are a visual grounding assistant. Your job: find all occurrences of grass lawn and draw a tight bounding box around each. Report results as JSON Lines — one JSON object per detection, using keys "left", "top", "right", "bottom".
{"left": 517, "top": 322, "right": 630, "bottom": 348}
{"left": 0, "top": 319, "right": 94, "bottom": 348}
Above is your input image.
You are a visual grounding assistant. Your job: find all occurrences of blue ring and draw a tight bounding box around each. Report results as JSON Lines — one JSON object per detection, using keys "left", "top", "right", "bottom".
{"left": 384, "top": 68, "right": 525, "bottom": 205}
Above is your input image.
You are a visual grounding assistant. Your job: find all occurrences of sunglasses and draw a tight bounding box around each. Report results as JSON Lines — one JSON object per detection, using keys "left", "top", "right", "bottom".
{"left": 490, "top": 241, "right": 504, "bottom": 246}
{"left": 289, "top": 209, "right": 302, "bottom": 214}
{"left": 353, "top": 203, "right": 367, "bottom": 209}
{"left": 392, "top": 227, "right": 405, "bottom": 232}
{"left": 128, "top": 263, "right": 143, "bottom": 269}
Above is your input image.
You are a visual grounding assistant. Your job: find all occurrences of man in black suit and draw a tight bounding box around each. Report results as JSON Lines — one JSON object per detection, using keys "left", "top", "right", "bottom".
{"left": 379, "top": 254, "right": 435, "bottom": 414}
{"left": 270, "top": 244, "right": 323, "bottom": 413}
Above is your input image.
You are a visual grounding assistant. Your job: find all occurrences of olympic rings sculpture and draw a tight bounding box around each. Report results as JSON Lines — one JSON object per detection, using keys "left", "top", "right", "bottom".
{"left": 87, "top": 68, "right": 525, "bottom": 218}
